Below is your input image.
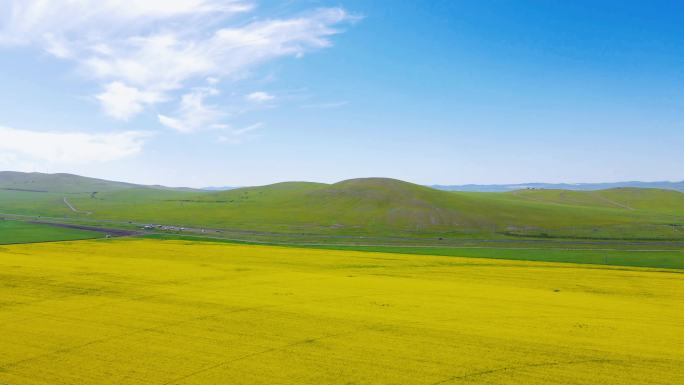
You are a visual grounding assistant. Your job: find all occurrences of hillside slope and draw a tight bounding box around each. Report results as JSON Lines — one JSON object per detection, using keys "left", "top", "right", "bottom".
{"left": 0, "top": 171, "right": 194, "bottom": 193}
{"left": 509, "top": 188, "right": 684, "bottom": 213}
{"left": 0, "top": 171, "right": 140, "bottom": 193}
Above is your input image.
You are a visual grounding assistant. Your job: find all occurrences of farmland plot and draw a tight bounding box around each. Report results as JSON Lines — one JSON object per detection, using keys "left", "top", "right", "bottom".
{"left": 0, "top": 220, "right": 103, "bottom": 244}
{"left": 0, "top": 239, "right": 682, "bottom": 384}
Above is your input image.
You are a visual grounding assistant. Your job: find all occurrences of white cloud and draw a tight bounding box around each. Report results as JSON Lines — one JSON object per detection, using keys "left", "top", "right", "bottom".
{"left": 158, "top": 87, "right": 224, "bottom": 133}
{"left": 0, "top": 1, "right": 356, "bottom": 122}
{"left": 0, "top": 126, "right": 150, "bottom": 163}
{"left": 246, "top": 91, "right": 274, "bottom": 103}
{"left": 97, "top": 82, "right": 164, "bottom": 120}
{"left": 157, "top": 115, "right": 187, "bottom": 133}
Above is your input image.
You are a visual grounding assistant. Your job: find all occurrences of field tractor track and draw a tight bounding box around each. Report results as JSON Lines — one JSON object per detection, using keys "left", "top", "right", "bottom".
{"left": 63, "top": 197, "right": 92, "bottom": 215}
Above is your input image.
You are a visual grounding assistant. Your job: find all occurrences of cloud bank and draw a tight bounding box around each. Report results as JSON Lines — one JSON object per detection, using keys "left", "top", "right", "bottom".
{"left": 0, "top": 126, "right": 150, "bottom": 164}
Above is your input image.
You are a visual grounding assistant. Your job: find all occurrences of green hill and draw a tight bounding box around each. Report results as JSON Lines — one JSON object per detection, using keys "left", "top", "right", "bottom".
{"left": 0, "top": 173, "right": 682, "bottom": 240}
{"left": 0, "top": 171, "right": 195, "bottom": 194}
{"left": 0, "top": 171, "right": 141, "bottom": 193}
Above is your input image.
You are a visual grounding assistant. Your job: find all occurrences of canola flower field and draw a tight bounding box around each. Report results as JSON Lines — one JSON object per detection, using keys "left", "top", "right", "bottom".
{"left": 0, "top": 239, "right": 682, "bottom": 384}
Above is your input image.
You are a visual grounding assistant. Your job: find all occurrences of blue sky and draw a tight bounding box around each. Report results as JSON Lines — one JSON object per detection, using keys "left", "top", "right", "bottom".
{"left": 0, "top": 0, "right": 682, "bottom": 187}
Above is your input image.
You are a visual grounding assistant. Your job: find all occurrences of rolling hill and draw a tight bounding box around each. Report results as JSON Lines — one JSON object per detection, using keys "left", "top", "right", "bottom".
{"left": 0, "top": 172, "right": 682, "bottom": 240}
{"left": 0, "top": 171, "right": 141, "bottom": 193}
{"left": 0, "top": 171, "right": 195, "bottom": 193}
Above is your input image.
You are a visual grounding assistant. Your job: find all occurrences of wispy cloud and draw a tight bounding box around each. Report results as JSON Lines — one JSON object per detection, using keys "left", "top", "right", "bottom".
{"left": 0, "top": 1, "right": 357, "bottom": 128}
{"left": 158, "top": 86, "right": 224, "bottom": 133}
{"left": 218, "top": 122, "right": 262, "bottom": 144}
{"left": 246, "top": 91, "right": 275, "bottom": 103}
{"left": 300, "top": 101, "right": 349, "bottom": 109}
{"left": 0, "top": 1, "right": 252, "bottom": 46}
{"left": 0, "top": 126, "right": 150, "bottom": 163}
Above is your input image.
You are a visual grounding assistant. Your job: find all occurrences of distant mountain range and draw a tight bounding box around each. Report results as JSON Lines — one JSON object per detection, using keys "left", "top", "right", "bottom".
{"left": 201, "top": 186, "right": 238, "bottom": 191}
{"left": 431, "top": 181, "right": 684, "bottom": 192}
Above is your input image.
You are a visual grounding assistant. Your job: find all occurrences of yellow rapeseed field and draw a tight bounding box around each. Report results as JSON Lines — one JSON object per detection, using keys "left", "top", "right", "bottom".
{"left": 0, "top": 239, "right": 682, "bottom": 384}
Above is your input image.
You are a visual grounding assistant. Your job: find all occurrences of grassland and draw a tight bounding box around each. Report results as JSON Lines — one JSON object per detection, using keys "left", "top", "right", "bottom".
{"left": 0, "top": 239, "right": 682, "bottom": 384}
{"left": 0, "top": 220, "right": 103, "bottom": 244}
